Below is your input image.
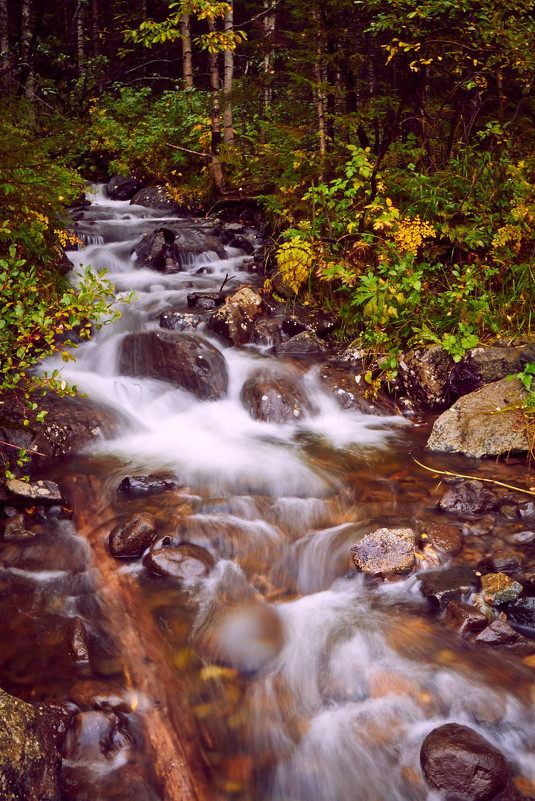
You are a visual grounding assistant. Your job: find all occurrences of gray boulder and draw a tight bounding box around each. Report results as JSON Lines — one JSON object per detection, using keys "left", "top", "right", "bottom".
{"left": 241, "top": 369, "right": 313, "bottom": 423}
{"left": 351, "top": 527, "right": 416, "bottom": 576}
{"left": 398, "top": 344, "right": 454, "bottom": 409}
{"left": 450, "top": 344, "right": 535, "bottom": 396}
{"left": 119, "top": 331, "right": 228, "bottom": 400}
{"left": 130, "top": 185, "right": 183, "bottom": 213}
{"left": 426, "top": 377, "right": 529, "bottom": 457}
{"left": 0, "top": 689, "right": 60, "bottom": 801}
{"left": 105, "top": 174, "right": 145, "bottom": 200}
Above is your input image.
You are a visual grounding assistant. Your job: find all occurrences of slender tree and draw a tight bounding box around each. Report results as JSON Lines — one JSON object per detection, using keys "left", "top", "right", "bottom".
{"left": 222, "top": 0, "right": 234, "bottom": 145}
{"left": 0, "top": 0, "right": 9, "bottom": 93}
{"left": 180, "top": 11, "right": 193, "bottom": 88}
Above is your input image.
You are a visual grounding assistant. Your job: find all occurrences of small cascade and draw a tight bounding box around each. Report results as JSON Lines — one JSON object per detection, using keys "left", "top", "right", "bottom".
{"left": 1, "top": 185, "right": 535, "bottom": 801}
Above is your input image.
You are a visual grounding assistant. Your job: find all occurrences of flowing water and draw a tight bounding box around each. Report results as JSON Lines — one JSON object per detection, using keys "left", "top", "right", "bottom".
{"left": 2, "top": 187, "right": 535, "bottom": 801}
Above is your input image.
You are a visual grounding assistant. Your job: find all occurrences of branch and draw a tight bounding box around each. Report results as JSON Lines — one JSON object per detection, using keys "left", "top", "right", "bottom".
{"left": 410, "top": 454, "right": 535, "bottom": 497}
{"left": 164, "top": 141, "right": 211, "bottom": 159}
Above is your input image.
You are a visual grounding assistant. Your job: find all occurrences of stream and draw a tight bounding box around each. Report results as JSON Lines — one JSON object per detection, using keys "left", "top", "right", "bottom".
{"left": 2, "top": 186, "right": 535, "bottom": 801}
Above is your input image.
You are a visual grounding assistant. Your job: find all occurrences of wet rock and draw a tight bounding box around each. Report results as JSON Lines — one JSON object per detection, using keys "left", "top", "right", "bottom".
{"left": 351, "top": 527, "right": 416, "bottom": 576}
{"left": 317, "top": 364, "right": 398, "bottom": 415}
{"left": 69, "top": 680, "right": 132, "bottom": 713}
{"left": 229, "top": 233, "right": 255, "bottom": 254}
{"left": 420, "top": 722, "right": 508, "bottom": 801}
{"left": 418, "top": 566, "right": 477, "bottom": 608}
{"left": 0, "top": 528, "right": 89, "bottom": 573}
{"left": 0, "top": 688, "right": 60, "bottom": 801}
{"left": 420, "top": 521, "right": 463, "bottom": 554}
{"left": 106, "top": 174, "right": 145, "bottom": 200}
{"left": 438, "top": 480, "right": 496, "bottom": 514}
{"left": 271, "top": 270, "right": 297, "bottom": 299}
{"left": 398, "top": 345, "right": 454, "bottom": 410}
{"left": 474, "top": 620, "right": 535, "bottom": 655}
{"left": 6, "top": 477, "right": 62, "bottom": 503}
{"left": 479, "top": 549, "right": 524, "bottom": 575}
{"left": 206, "top": 286, "right": 264, "bottom": 346}
{"left": 109, "top": 512, "right": 157, "bottom": 558}
{"left": 252, "top": 316, "right": 284, "bottom": 347}
{"left": 119, "top": 331, "right": 228, "bottom": 400}
{"left": 35, "top": 702, "right": 77, "bottom": 751}
{"left": 505, "top": 597, "right": 535, "bottom": 636}
{"left": 61, "top": 710, "right": 127, "bottom": 762}
{"left": 274, "top": 330, "right": 329, "bottom": 357}
{"left": 67, "top": 616, "right": 90, "bottom": 663}
{"left": 131, "top": 185, "right": 183, "bottom": 213}
{"left": 143, "top": 542, "right": 216, "bottom": 582}
{"left": 240, "top": 369, "right": 313, "bottom": 423}
{"left": 518, "top": 501, "right": 535, "bottom": 520}
{"left": 426, "top": 377, "right": 529, "bottom": 458}
{"left": 282, "top": 309, "right": 339, "bottom": 338}
{"left": 450, "top": 346, "right": 533, "bottom": 396}
{"left": 159, "top": 309, "right": 200, "bottom": 332}
{"left": 0, "top": 392, "right": 118, "bottom": 475}
{"left": 481, "top": 573, "right": 523, "bottom": 605}
{"left": 134, "top": 227, "right": 182, "bottom": 273}
{"left": 442, "top": 599, "right": 488, "bottom": 636}
{"left": 187, "top": 291, "right": 225, "bottom": 310}
{"left": 118, "top": 473, "right": 178, "bottom": 499}
{"left": 2, "top": 513, "right": 36, "bottom": 541}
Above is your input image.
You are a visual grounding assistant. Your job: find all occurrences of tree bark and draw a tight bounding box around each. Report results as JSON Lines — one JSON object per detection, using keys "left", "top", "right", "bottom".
{"left": 75, "top": 0, "right": 86, "bottom": 76}
{"left": 0, "top": 0, "right": 9, "bottom": 93}
{"left": 180, "top": 12, "right": 193, "bottom": 89}
{"left": 313, "top": 7, "right": 327, "bottom": 156}
{"left": 209, "top": 18, "right": 224, "bottom": 194}
{"left": 222, "top": 1, "right": 234, "bottom": 146}
{"left": 262, "top": 0, "right": 275, "bottom": 115}
{"left": 20, "top": 0, "right": 34, "bottom": 100}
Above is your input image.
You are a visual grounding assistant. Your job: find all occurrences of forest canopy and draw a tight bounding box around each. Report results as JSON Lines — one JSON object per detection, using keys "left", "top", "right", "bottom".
{"left": 1, "top": 0, "right": 535, "bottom": 375}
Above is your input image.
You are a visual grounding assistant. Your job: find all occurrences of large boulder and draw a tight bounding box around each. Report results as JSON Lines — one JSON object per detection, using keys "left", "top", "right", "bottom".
{"left": 130, "top": 185, "right": 183, "bottom": 213}
{"left": 398, "top": 344, "right": 454, "bottom": 409}
{"left": 133, "top": 227, "right": 182, "bottom": 273}
{"left": 0, "top": 689, "right": 61, "bottom": 801}
{"left": 0, "top": 392, "right": 117, "bottom": 475}
{"left": 105, "top": 174, "right": 145, "bottom": 201}
{"left": 426, "top": 377, "right": 529, "bottom": 458}
{"left": 420, "top": 723, "right": 508, "bottom": 801}
{"left": 450, "top": 344, "right": 535, "bottom": 396}
{"left": 119, "top": 331, "right": 228, "bottom": 400}
{"left": 240, "top": 369, "right": 313, "bottom": 423}
{"left": 318, "top": 364, "right": 399, "bottom": 416}
{"left": 206, "top": 286, "right": 264, "bottom": 346}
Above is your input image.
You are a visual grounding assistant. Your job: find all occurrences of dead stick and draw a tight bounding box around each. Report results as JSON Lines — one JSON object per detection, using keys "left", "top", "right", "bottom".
{"left": 410, "top": 454, "right": 535, "bottom": 497}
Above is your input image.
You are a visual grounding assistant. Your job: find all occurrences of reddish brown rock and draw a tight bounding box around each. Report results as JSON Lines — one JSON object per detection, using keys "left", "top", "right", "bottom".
{"left": 109, "top": 512, "right": 157, "bottom": 558}
{"left": 420, "top": 723, "right": 508, "bottom": 801}
{"left": 421, "top": 522, "right": 463, "bottom": 555}
{"left": 206, "top": 286, "right": 264, "bottom": 346}
{"left": 143, "top": 542, "right": 216, "bottom": 582}
{"left": 442, "top": 600, "right": 488, "bottom": 637}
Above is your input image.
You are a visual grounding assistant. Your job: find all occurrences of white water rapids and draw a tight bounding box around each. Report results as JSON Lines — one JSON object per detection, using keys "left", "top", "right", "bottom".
{"left": 33, "top": 186, "right": 535, "bottom": 800}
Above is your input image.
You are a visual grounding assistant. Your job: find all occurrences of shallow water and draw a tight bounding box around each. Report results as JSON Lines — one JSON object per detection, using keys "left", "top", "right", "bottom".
{"left": 1, "top": 186, "right": 535, "bottom": 801}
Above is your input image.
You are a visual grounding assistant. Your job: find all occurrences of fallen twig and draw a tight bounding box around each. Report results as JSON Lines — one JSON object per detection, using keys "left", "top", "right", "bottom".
{"left": 410, "top": 454, "right": 535, "bottom": 497}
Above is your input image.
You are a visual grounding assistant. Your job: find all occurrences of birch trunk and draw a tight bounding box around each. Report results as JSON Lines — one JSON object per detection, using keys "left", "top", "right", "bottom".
{"left": 180, "top": 12, "right": 193, "bottom": 89}
{"left": 209, "top": 19, "right": 224, "bottom": 194}
{"left": 0, "top": 0, "right": 9, "bottom": 92}
{"left": 21, "top": 0, "right": 34, "bottom": 100}
{"left": 222, "top": 1, "right": 234, "bottom": 146}
{"left": 262, "top": 0, "right": 275, "bottom": 115}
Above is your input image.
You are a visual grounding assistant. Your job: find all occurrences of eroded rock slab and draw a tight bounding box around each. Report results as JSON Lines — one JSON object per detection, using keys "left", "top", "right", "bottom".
{"left": 351, "top": 527, "right": 415, "bottom": 576}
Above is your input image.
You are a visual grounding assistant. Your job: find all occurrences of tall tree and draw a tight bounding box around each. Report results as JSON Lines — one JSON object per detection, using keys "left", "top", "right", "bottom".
{"left": 222, "top": 0, "right": 234, "bottom": 145}
{"left": 0, "top": 0, "right": 9, "bottom": 93}
{"left": 180, "top": 11, "right": 193, "bottom": 87}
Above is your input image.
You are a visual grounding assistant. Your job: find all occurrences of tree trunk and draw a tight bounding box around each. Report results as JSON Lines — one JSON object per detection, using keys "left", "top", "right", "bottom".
{"left": 209, "top": 19, "right": 224, "bottom": 194}
{"left": 313, "top": 7, "right": 327, "bottom": 156}
{"left": 0, "top": 0, "right": 9, "bottom": 93}
{"left": 20, "top": 0, "right": 34, "bottom": 100}
{"left": 222, "top": 1, "right": 234, "bottom": 146}
{"left": 76, "top": 0, "right": 86, "bottom": 76}
{"left": 90, "top": 0, "right": 99, "bottom": 58}
{"left": 262, "top": 0, "right": 275, "bottom": 115}
{"left": 180, "top": 12, "right": 193, "bottom": 89}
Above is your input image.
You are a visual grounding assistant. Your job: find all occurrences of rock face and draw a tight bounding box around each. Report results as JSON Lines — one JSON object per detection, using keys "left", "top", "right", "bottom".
{"left": 426, "top": 377, "right": 529, "bottom": 458}
{"left": 206, "top": 287, "right": 264, "bottom": 346}
{"left": 105, "top": 174, "right": 145, "bottom": 200}
{"left": 420, "top": 723, "right": 508, "bottom": 801}
{"left": 109, "top": 512, "right": 157, "bottom": 558}
{"left": 0, "top": 392, "right": 117, "bottom": 475}
{"left": 351, "top": 528, "right": 415, "bottom": 575}
{"left": 119, "top": 331, "right": 228, "bottom": 400}
{"left": 274, "top": 331, "right": 329, "bottom": 357}
{"left": 398, "top": 345, "right": 454, "bottom": 409}
{"left": 0, "top": 689, "right": 60, "bottom": 801}
{"left": 450, "top": 345, "right": 535, "bottom": 396}
{"left": 318, "top": 364, "right": 399, "bottom": 416}
{"left": 240, "top": 369, "right": 313, "bottom": 423}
